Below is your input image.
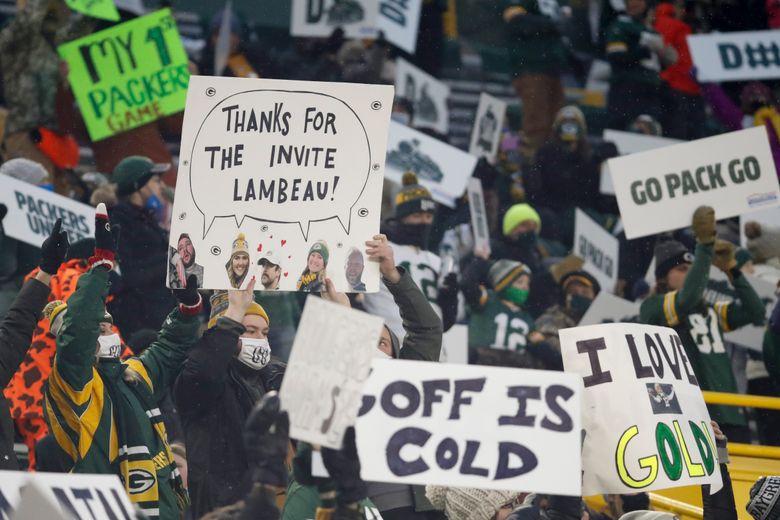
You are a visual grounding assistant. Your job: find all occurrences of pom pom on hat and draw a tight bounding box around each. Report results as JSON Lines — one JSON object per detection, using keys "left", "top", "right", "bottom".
{"left": 395, "top": 171, "right": 435, "bottom": 219}
{"left": 231, "top": 232, "right": 250, "bottom": 258}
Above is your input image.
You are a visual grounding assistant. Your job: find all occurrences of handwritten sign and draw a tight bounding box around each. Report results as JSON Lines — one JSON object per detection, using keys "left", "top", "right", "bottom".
{"left": 58, "top": 9, "right": 190, "bottom": 141}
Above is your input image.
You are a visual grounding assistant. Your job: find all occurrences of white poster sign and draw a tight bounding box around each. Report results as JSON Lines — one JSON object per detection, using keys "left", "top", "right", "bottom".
{"left": 385, "top": 120, "right": 476, "bottom": 207}
{"left": 0, "top": 470, "right": 133, "bottom": 520}
{"left": 378, "top": 0, "right": 423, "bottom": 53}
{"left": 574, "top": 209, "right": 619, "bottom": 292}
{"left": 469, "top": 93, "right": 506, "bottom": 163}
{"left": 600, "top": 130, "right": 681, "bottom": 195}
{"left": 703, "top": 267, "right": 777, "bottom": 352}
{"left": 560, "top": 323, "right": 722, "bottom": 495}
{"left": 394, "top": 58, "right": 450, "bottom": 134}
{"left": 0, "top": 175, "right": 94, "bottom": 247}
{"left": 440, "top": 324, "right": 469, "bottom": 364}
{"left": 609, "top": 126, "right": 780, "bottom": 239}
{"left": 168, "top": 75, "right": 394, "bottom": 292}
{"left": 280, "top": 296, "right": 384, "bottom": 449}
{"left": 290, "top": 0, "right": 379, "bottom": 38}
{"left": 688, "top": 30, "right": 780, "bottom": 82}
{"left": 578, "top": 292, "right": 641, "bottom": 326}
{"left": 356, "top": 359, "right": 582, "bottom": 494}
{"left": 467, "top": 178, "right": 491, "bottom": 256}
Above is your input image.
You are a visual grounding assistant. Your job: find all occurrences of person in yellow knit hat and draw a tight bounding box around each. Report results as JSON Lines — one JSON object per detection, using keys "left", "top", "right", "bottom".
{"left": 226, "top": 232, "right": 251, "bottom": 288}
{"left": 174, "top": 277, "right": 287, "bottom": 518}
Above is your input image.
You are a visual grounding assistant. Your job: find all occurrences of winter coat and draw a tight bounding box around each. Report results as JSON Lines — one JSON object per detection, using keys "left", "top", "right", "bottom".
{"left": 43, "top": 268, "right": 199, "bottom": 518}
{"left": 0, "top": 277, "right": 50, "bottom": 469}
{"left": 366, "top": 267, "right": 442, "bottom": 514}
{"left": 108, "top": 201, "right": 176, "bottom": 337}
{"left": 173, "top": 317, "right": 286, "bottom": 520}
{"left": 654, "top": 4, "right": 699, "bottom": 95}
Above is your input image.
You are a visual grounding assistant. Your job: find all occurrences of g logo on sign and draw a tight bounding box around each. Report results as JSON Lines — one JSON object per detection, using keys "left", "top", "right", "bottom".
{"left": 128, "top": 469, "right": 156, "bottom": 494}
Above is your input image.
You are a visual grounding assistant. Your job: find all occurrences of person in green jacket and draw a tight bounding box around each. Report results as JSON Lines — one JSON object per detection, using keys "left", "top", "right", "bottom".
{"left": 639, "top": 206, "right": 765, "bottom": 443}
{"left": 502, "top": 0, "right": 568, "bottom": 161}
{"left": 604, "top": 0, "right": 677, "bottom": 130}
{"left": 42, "top": 203, "right": 203, "bottom": 519}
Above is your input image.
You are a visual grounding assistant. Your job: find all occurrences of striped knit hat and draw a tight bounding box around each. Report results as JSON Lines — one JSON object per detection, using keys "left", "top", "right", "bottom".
{"left": 488, "top": 259, "right": 531, "bottom": 292}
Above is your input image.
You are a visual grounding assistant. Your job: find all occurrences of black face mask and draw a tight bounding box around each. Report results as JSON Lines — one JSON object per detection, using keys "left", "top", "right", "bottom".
{"left": 509, "top": 231, "right": 537, "bottom": 250}
{"left": 392, "top": 222, "right": 432, "bottom": 250}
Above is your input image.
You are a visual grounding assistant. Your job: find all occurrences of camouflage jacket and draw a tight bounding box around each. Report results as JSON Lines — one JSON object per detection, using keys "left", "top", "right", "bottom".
{"left": 535, "top": 304, "right": 576, "bottom": 353}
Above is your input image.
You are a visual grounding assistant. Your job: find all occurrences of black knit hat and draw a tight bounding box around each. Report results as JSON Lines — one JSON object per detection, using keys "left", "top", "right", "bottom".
{"left": 394, "top": 172, "right": 436, "bottom": 219}
{"left": 654, "top": 239, "right": 694, "bottom": 279}
{"left": 747, "top": 476, "right": 780, "bottom": 520}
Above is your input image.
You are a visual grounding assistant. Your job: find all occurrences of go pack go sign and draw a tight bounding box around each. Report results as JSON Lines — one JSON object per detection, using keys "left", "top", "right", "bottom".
{"left": 58, "top": 9, "right": 189, "bottom": 141}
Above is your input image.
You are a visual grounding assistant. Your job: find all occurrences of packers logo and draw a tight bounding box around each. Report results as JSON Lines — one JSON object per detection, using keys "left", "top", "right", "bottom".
{"left": 128, "top": 469, "right": 156, "bottom": 494}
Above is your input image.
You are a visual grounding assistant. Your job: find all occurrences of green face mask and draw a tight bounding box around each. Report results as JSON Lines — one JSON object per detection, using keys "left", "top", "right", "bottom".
{"left": 567, "top": 293, "right": 593, "bottom": 320}
{"left": 502, "top": 286, "right": 529, "bottom": 306}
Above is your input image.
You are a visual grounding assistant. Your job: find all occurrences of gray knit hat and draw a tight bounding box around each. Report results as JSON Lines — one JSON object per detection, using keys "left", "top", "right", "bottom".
{"left": 747, "top": 225, "right": 780, "bottom": 264}
{"left": 747, "top": 476, "right": 780, "bottom": 520}
{"left": 488, "top": 259, "right": 531, "bottom": 292}
{"left": 0, "top": 158, "right": 48, "bottom": 185}
{"left": 426, "top": 485, "right": 517, "bottom": 520}
{"left": 619, "top": 512, "right": 678, "bottom": 520}
{"left": 654, "top": 239, "right": 693, "bottom": 280}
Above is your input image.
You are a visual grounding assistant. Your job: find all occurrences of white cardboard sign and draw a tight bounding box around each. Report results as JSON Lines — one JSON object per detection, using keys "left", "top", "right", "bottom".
{"left": 467, "top": 178, "right": 491, "bottom": 256}
{"left": 0, "top": 175, "right": 94, "bottom": 247}
{"left": 560, "top": 323, "right": 722, "bottom": 495}
{"left": 394, "top": 58, "right": 450, "bottom": 134}
{"left": 578, "top": 292, "right": 641, "bottom": 327}
{"left": 574, "top": 209, "right": 619, "bottom": 292}
{"left": 280, "top": 296, "right": 384, "bottom": 449}
{"left": 290, "top": 0, "right": 379, "bottom": 38}
{"left": 469, "top": 93, "right": 506, "bottom": 163}
{"left": 609, "top": 126, "right": 780, "bottom": 239}
{"left": 378, "top": 0, "right": 423, "bottom": 54}
{"left": 688, "top": 30, "right": 780, "bottom": 82}
{"left": 600, "top": 130, "right": 681, "bottom": 195}
{"left": 356, "top": 359, "right": 582, "bottom": 494}
{"left": 168, "top": 75, "right": 394, "bottom": 292}
{"left": 0, "top": 470, "right": 134, "bottom": 520}
{"left": 385, "top": 120, "right": 476, "bottom": 207}
{"left": 440, "top": 324, "right": 469, "bottom": 364}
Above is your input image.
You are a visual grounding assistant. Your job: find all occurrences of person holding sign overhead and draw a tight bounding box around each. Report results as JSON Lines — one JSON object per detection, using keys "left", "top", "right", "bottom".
{"left": 639, "top": 206, "right": 765, "bottom": 442}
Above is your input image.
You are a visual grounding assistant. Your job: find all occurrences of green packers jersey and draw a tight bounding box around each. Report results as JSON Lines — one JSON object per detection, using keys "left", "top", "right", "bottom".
{"left": 468, "top": 292, "right": 535, "bottom": 351}
{"left": 641, "top": 295, "right": 742, "bottom": 426}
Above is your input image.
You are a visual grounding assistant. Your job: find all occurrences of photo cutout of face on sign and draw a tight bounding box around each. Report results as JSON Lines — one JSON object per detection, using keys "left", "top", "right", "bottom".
{"left": 169, "top": 233, "right": 204, "bottom": 289}
{"left": 167, "top": 75, "right": 394, "bottom": 292}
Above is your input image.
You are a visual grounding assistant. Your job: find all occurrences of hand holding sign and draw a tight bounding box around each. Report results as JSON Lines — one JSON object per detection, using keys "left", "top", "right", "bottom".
{"left": 366, "top": 234, "right": 399, "bottom": 283}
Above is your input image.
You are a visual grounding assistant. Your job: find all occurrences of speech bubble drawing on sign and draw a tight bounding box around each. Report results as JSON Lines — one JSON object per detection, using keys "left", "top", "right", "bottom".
{"left": 188, "top": 89, "right": 374, "bottom": 241}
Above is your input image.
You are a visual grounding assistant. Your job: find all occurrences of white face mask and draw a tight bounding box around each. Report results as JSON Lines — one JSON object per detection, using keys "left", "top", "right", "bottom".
{"left": 237, "top": 337, "right": 271, "bottom": 370}
{"left": 96, "top": 333, "right": 122, "bottom": 359}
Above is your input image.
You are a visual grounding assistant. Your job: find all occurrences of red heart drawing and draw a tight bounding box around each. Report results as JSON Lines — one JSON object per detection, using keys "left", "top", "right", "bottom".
{"left": 281, "top": 240, "right": 287, "bottom": 247}
{"left": 257, "top": 243, "right": 263, "bottom": 252}
{"left": 283, "top": 272, "right": 289, "bottom": 277}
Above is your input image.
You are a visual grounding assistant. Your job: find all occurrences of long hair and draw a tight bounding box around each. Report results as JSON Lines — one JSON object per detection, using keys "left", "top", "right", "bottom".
{"left": 225, "top": 254, "right": 248, "bottom": 288}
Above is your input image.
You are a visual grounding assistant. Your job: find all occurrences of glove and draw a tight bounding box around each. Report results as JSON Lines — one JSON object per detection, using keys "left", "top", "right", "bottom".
{"left": 244, "top": 391, "right": 290, "bottom": 487}
{"left": 89, "top": 203, "right": 118, "bottom": 270}
{"left": 0, "top": 203, "right": 7, "bottom": 223}
{"left": 438, "top": 272, "right": 459, "bottom": 296}
{"left": 321, "top": 427, "right": 366, "bottom": 505}
{"left": 712, "top": 239, "right": 737, "bottom": 273}
{"left": 172, "top": 274, "right": 201, "bottom": 308}
{"left": 692, "top": 206, "right": 716, "bottom": 245}
{"left": 39, "top": 218, "right": 69, "bottom": 275}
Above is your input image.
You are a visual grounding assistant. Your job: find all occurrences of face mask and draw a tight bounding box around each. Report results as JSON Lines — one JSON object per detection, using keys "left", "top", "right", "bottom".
{"left": 558, "top": 121, "right": 580, "bottom": 142}
{"left": 96, "top": 333, "right": 122, "bottom": 359}
{"left": 510, "top": 231, "right": 537, "bottom": 249}
{"left": 391, "top": 112, "right": 411, "bottom": 126}
{"left": 393, "top": 222, "right": 432, "bottom": 250}
{"left": 502, "top": 286, "right": 529, "bottom": 306}
{"left": 566, "top": 293, "right": 593, "bottom": 320}
{"left": 237, "top": 337, "right": 271, "bottom": 370}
